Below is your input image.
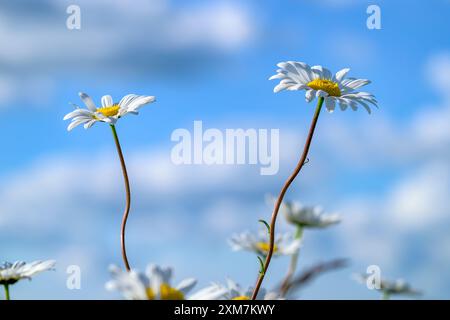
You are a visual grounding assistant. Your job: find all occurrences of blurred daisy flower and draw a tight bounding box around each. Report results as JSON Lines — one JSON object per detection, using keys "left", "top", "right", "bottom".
{"left": 355, "top": 274, "right": 421, "bottom": 299}
{"left": 106, "top": 264, "right": 197, "bottom": 300}
{"left": 380, "top": 279, "right": 421, "bottom": 298}
{"left": 280, "top": 200, "right": 341, "bottom": 228}
{"left": 229, "top": 230, "right": 301, "bottom": 257}
{"left": 0, "top": 260, "right": 56, "bottom": 300}
{"left": 269, "top": 61, "right": 377, "bottom": 113}
{"left": 63, "top": 92, "right": 155, "bottom": 131}
{"left": 191, "top": 279, "right": 280, "bottom": 300}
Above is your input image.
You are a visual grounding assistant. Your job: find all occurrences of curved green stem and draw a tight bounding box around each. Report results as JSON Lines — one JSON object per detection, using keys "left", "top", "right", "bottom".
{"left": 280, "top": 225, "right": 303, "bottom": 296}
{"left": 4, "top": 284, "right": 10, "bottom": 300}
{"left": 110, "top": 124, "right": 132, "bottom": 271}
{"left": 251, "top": 97, "right": 324, "bottom": 300}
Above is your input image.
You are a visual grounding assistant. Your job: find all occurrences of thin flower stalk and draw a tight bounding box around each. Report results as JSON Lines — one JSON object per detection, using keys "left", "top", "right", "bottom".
{"left": 111, "top": 124, "right": 132, "bottom": 271}
{"left": 251, "top": 97, "right": 324, "bottom": 299}
{"left": 4, "top": 284, "right": 10, "bottom": 300}
{"left": 280, "top": 225, "right": 303, "bottom": 296}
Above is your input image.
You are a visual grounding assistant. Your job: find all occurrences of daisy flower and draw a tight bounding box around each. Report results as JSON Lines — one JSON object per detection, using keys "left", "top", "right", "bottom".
{"left": 380, "top": 279, "right": 421, "bottom": 297}
{"left": 271, "top": 198, "right": 341, "bottom": 296}
{"left": 355, "top": 274, "right": 421, "bottom": 299}
{"left": 0, "top": 260, "right": 56, "bottom": 300}
{"left": 106, "top": 264, "right": 197, "bottom": 300}
{"left": 251, "top": 60, "right": 377, "bottom": 300}
{"left": 63, "top": 92, "right": 155, "bottom": 131}
{"left": 191, "top": 279, "right": 280, "bottom": 300}
{"left": 269, "top": 61, "right": 377, "bottom": 113}
{"left": 64, "top": 92, "right": 155, "bottom": 271}
{"left": 228, "top": 230, "right": 301, "bottom": 257}
{"left": 280, "top": 200, "right": 341, "bottom": 228}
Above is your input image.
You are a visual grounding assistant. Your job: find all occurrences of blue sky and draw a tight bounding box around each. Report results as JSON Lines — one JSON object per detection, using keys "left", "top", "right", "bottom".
{"left": 1, "top": 0, "right": 450, "bottom": 299}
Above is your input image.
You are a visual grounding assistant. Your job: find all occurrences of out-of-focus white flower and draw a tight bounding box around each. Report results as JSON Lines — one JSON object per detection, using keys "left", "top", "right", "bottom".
{"left": 0, "top": 260, "right": 56, "bottom": 285}
{"left": 279, "top": 200, "right": 341, "bottom": 228}
{"left": 106, "top": 264, "right": 197, "bottom": 300}
{"left": 355, "top": 274, "right": 421, "bottom": 298}
{"left": 191, "top": 279, "right": 281, "bottom": 300}
{"left": 63, "top": 92, "right": 155, "bottom": 131}
{"left": 379, "top": 278, "right": 421, "bottom": 296}
{"left": 269, "top": 61, "right": 377, "bottom": 113}
{"left": 228, "top": 230, "right": 301, "bottom": 257}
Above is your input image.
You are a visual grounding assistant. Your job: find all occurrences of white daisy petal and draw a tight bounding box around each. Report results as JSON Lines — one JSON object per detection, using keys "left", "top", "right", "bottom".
{"left": 305, "top": 89, "right": 316, "bottom": 102}
{"left": 121, "top": 95, "right": 155, "bottom": 115}
{"left": 78, "top": 92, "right": 97, "bottom": 111}
{"left": 271, "top": 61, "right": 313, "bottom": 93}
{"left": 321, "top": 67, "right": 333, "bottom": 80}
{"left": 355, "top": 99, "right": 372, "bottom": 114}
{"left": 279, "top": 238, "right": 302, "bottom": 255}
{"left": 334, "top": 68, "right": 350, "bottom": 82}
{"left": 101, "top": 95, "right": 114, "bottom": 107}
{"left": 188, "top": 284, "right": 229, "bottom": 300}
{"left": 325, "top": 97, "right": 336, "bottom": 113}
{"left": 288, "top": 61, "right": 313, "bottom": 83}
{"left": 279, "top": 199, "right": 341, "bottom": 228}
{"left": 68, "top": 117, "right": 91, "bottom": 131}
{"left": 268, "top": 73, "right": 285, "bottom": 80}
{"left": 310, "top": 65, "right": 325, "bottom": 79}
{"left": 84, "top": 119, "right": 97, "bottom": 129}
{"left": 176, "top": 278, "right": 197, "bottom": 295}
{"left": 63, "top": 108, "right": 93, "bottom": 120}
{"left": 287, "top": 83, "right": 308, "bottom": 91}
{"left": 119, "top": 94, "right": 139, "bottom": 109}
{"left": 146, "top": 265, "right": 167, "bottom": 295}
{"left": 316, "top": 90, "right": 329, "bottom": 98}
{"left": 339, "top": 99, "right": 348, "bottom": 111}
{"left": 296, "top": 62, "right": 314, "bottom": 83}
{"left": 105, "top": 267, "right": 148, "bottom": 300}
{"left": 341, "top": 78, "right": 371, "bottom": 90}
{"left": 274, "top": 83, "right": 291, "bottom": 93}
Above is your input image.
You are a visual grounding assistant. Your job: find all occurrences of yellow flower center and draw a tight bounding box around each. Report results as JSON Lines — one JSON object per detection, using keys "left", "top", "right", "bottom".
{"left": 96, "top": 104, "right": 120, "bottom": 117}
{"left": 233, "top": 296, "right": 250, "bottom": 300}
{"left": 307, "top": 79, "right": 341, "bottom": 97}
{"left": 146, "top": 283, "right": 185, "bottom": 300}
{"left": 256, "top": 242, "right": 278, "bottom": 253}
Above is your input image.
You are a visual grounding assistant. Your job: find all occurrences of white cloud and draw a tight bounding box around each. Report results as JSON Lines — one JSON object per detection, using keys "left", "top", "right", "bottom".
{"left": 172, "top": 2, "right": 254, "bottom": 51}
{"left": 426, "top": 52, "right": 450, "bottom": 99}
{"left": 0, "top": 0, "right": 255, "bottom": 108}
{"left": 388, "top": 162, "right": 450, "bottom": 228}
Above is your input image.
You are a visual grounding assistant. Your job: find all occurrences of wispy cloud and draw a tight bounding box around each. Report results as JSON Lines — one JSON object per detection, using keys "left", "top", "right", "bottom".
{"left": 0, "top": 0, "right": 256, "bottom": 107}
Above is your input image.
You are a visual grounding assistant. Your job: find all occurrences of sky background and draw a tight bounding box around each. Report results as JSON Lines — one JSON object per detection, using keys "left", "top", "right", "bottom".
{"left": 1, "top": 0, "right": 450, "bottom": 299}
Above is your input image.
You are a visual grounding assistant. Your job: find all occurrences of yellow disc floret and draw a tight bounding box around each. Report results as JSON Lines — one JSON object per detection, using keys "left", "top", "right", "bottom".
{"left": 307, "top": 79, "right": 341, "bottom": 97}
{"left": 96, "top": 104, "right": 120, "bottom": 117}
{"left": 146, "top": 283, "right": 185, "bottom": 300}
{"left": 256, "top": 242, "right": 278, "bottom": 253}
{"left": 146, "top": 287, "right": 156, "bottom": 300}
{"left": 233, "top": 296, "right": 251, "bottom": 300}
